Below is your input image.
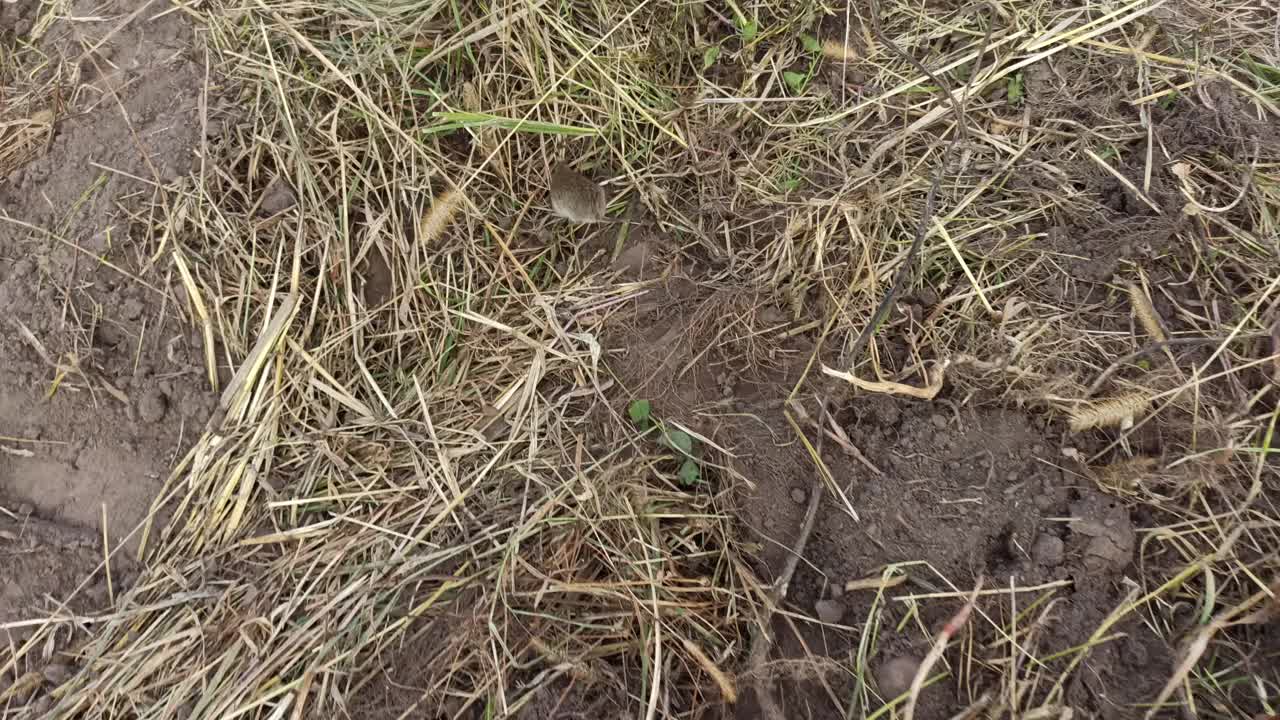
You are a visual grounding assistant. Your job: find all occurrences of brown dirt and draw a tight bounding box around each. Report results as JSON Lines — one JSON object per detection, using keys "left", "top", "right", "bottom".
{"left": 598, "top": 275, "right": 1177, "bottom": 719}
{"left": 567, "top": 20, "right": 1280, "bottom": 715}
{"left": 1, "top": 0, "right": 213, "bottom": 667}
{"left": 1, "top": 496, "right": 129, "bottom": 687}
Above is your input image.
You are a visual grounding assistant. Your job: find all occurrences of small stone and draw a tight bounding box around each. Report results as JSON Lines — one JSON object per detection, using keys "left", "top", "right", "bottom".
{"left": 1032, "top": 534, "right": 1065, "bottom": 567}
{"left": 930, "top": 413, "right": 947, "bottom": 429}
{"left": 41, "top": 663, "right": 73, "bottom": 685}
{"left": 814, "top": 598, "right": 845, "bottom": 624}
{"left": 137, "top": 389, "right": 168, "bottom": 423}
{"left": 790, "top": 488, "right": 807, "bottom": 504}
{"left": 875, "top": 656, "right": 921, "bottom": 699}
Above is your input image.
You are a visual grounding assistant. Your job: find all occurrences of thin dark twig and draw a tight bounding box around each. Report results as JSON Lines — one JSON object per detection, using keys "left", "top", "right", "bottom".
{"left": 844, "top": 2, "right": 996, "bottom": 369}
{"left": 747, "top": 397, "right": 827, "bottom": 720}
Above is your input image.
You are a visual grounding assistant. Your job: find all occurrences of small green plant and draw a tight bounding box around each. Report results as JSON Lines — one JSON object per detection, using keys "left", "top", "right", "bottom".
{"left": 628, "top": 399, "right": 703, "bottom": 486}
{"left": 775, "top": 156, "right": 804, "bottom": 193}
{"left": 701, "top": 44, "right": 721, "bottom": 71}
{"left": 628, "top": 398, "right": 652, "bottom": 429}
{"left": 782, "top": 31, "right": 825, "bottom": 95}
{"left": 663, "top": 428, "right": 701, "bottom": 486}
{"left": 726, "top": 0, "right": 757, "bottom": 42}
{"left": 1007, "top": 71, "right": 1024, "bottom": 105}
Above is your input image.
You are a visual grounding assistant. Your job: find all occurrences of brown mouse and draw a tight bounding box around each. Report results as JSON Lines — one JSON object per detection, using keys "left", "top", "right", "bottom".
{"left": 549, "top": 163, "right": 607, "bottom": 223}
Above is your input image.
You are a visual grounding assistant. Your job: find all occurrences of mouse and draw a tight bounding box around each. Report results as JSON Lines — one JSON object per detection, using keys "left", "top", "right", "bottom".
{"left": 549, "top": 162, "right": 607, "bottom": 223}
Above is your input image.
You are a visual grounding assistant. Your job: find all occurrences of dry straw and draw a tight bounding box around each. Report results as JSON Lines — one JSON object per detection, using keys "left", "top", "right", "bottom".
{"left": 3, "top": 0, "right": 1278, "bottom": 717}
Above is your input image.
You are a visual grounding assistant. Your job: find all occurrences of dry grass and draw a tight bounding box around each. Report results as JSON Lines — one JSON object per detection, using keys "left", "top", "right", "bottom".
{"left": 3, "top": 0, "right": 1280, "bottom": 717}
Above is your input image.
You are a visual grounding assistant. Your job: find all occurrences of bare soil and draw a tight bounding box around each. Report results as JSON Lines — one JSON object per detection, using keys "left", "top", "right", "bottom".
{"left": 580, "top": 35, "right": 1280, "bottom": 715}
{"left": 1, "top": 0, "right": 213, "bottom": 672}
{"left": 594, "top": 270, "right": 1176, "bottom": 719}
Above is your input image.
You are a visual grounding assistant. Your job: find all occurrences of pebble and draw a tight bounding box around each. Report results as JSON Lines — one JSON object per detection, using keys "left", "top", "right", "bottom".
{"left": 789, "top": 488, "right": 807, "bottom": 504}
{"left": 137, "top": 389, "right": 168, "bottom": 423}
{"left": 875, "top": 655, "right": 921, "bottom": 699}
{"left": 814, "top": 598, "right": 845, "bottom": 624}
{"left": 1032, "top": 534, "right": 1065, "bottom": 566}
{"left": 930, "top": 413, "right": 947, "bottom": 429}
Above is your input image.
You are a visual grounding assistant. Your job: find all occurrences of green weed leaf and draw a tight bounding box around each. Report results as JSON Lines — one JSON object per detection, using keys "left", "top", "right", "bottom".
{"left": 738, "top": 18, "right": 758, "bottom": 42}
{"left": 801, "top": 34, "right": 821, "bottom": 54}
{"left": 628, "top": 399, "right": 652, "bottom": 428}
{"left": 678, "top": 458, "right": 701, "bottom": 486}
{"left": 784, "top": 71, "right": 807, "bottom": 93}
{"left": 1007, "top": 72, "right": 1024, "bottom": 106}
{"left": 666, "top": 429, "right": 694, "bottom": 455}
{"left": 702, "top": 45, "right": 721, "bottom": 70}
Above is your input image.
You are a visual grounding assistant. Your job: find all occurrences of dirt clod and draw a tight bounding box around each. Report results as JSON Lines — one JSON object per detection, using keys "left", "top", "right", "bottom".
{"left": 814, "top": 598, "right": 845, "bottom": 624}
{"left": 789, "top": 487, "right": 807, "bottom": 504}
{"left": 875, "top": 655, "right": 920, "bottom": 700}
{"left": 258, "top": 176, "right": 296, "bottom": 216}
{"left": 1032, "top": 534, "right": 1065, "bottom": 566}
{"left": 138, "top": 389, "right": 169, "bottom": 424}
{"left": 1069, "top": 498, "right": 1136, "bottom": 573}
